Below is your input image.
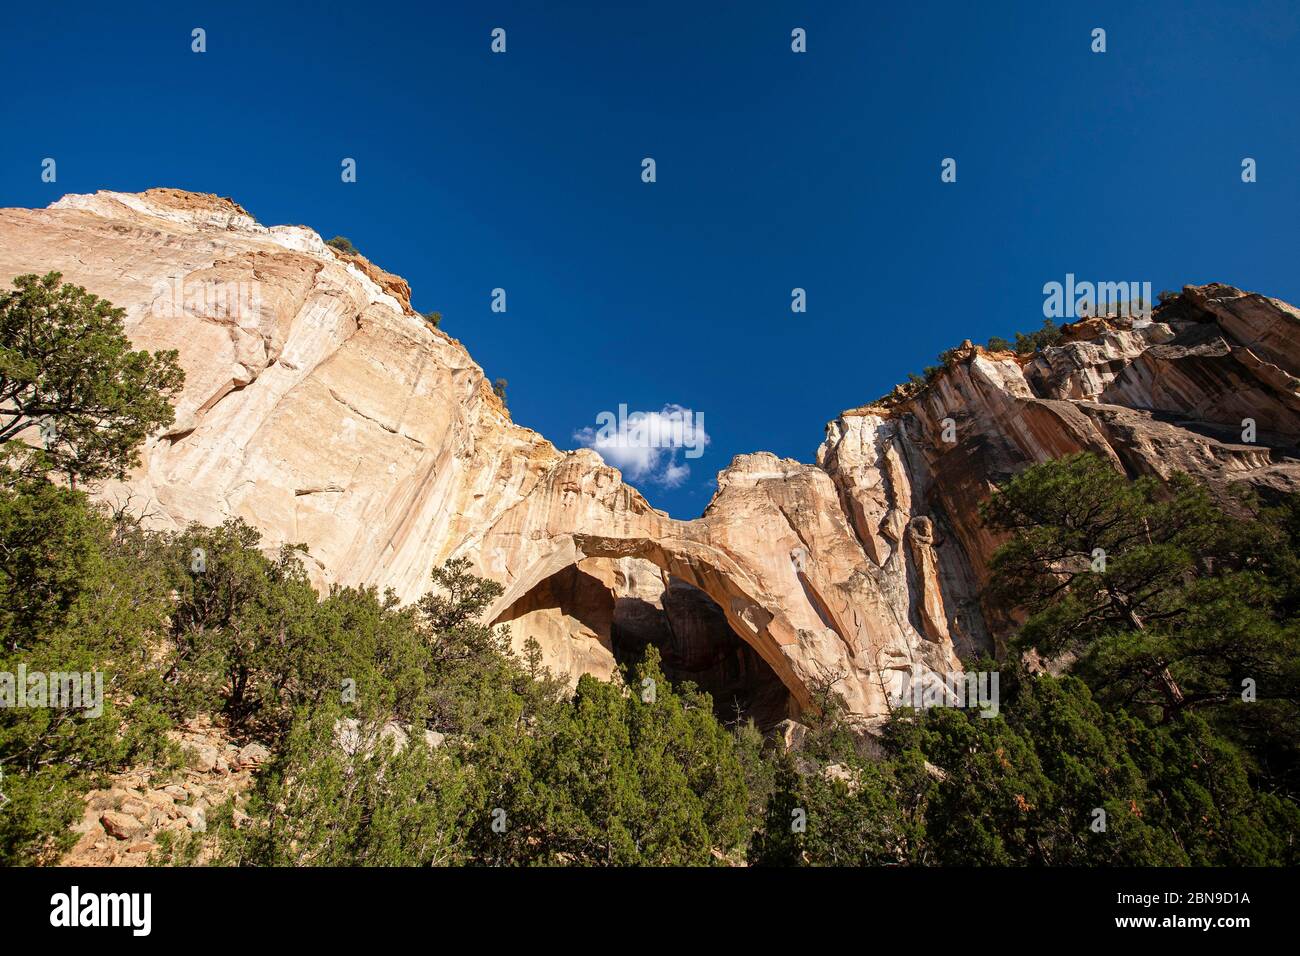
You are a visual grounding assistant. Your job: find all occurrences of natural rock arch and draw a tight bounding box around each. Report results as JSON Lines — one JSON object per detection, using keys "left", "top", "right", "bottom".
{"left": 486, "top": 533, "right": 818, "bottom": 714}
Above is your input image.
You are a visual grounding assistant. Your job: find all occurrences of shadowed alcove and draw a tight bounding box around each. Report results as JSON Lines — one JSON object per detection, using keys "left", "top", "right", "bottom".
{"left": 610, "top": 573, "right": 795, "bottom": 730}
{"left": 493, "top": 557, "right": 796, "bottom": 730}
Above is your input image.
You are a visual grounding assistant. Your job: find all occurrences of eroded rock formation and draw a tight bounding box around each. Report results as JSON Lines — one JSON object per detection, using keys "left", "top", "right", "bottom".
{"left": 3, "top": 190, "right": 1298, "bottom": 725}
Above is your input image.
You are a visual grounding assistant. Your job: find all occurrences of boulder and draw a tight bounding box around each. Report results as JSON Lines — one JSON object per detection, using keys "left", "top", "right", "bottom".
{"left": 236, "top": 742, "right": 272, "bottom": 768}
{"left": 100, "top": 811, "right": 145, "bottom": 841}
{"left": 183, "top": 741, "right": 220, "bottom": 773}
{"left": 177, "top": 805, "right": 207, "bottom": 832}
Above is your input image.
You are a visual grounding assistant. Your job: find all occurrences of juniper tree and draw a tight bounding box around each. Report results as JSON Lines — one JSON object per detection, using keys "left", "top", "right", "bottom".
{"left": 980, "top": 452, "right": 1300, "bottom": 805}
{"left": 0, "top": 272, "right": 183, "bottom": 488}
{"left": 981, "top": 453, "right": 1247, "bottom": 717}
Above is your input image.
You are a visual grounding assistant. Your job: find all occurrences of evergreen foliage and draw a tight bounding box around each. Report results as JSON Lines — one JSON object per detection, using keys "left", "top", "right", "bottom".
{"left": 2, "top": 281, "right": 1295, "bottom": 867}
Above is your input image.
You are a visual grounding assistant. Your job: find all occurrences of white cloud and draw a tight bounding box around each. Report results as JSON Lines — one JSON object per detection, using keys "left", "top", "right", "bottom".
{"left": 574, "top": 404, "right": 709, "bottom": 489}
{"left": 661, "top": 460, "right": 691, "bottom": 488}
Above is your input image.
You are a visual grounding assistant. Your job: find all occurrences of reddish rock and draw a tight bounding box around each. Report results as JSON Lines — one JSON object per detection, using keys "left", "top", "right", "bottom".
{"left": 100, "top": 811, "right": 144, "bottom": 841}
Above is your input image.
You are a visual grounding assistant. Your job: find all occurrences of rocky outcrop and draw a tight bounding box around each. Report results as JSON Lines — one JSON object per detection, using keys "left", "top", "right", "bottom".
{"left": 866, "top": 302, "right": 1300, "bottom": 638}
{"left": 65, "top": 718, "right": 262, "bottom": 866}
{"left": 4, "top": 189, "right": 1299, "bottom": 724}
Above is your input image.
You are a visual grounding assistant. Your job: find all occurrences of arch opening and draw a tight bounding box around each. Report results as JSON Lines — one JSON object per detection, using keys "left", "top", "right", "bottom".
{"left": 611, "top": 573, "right": 796, "bottom": 730}
{"left": 490, "top": 549, "right": 799, "bottom": 731}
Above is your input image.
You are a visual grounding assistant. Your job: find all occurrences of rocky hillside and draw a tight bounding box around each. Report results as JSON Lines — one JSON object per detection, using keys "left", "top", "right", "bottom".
{"left": 3, "top": 188, "right": 1298, "bottom": 724}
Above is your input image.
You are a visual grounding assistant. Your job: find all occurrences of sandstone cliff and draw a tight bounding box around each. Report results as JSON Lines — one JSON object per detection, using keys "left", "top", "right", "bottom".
{"left": 3, "top": 189, "right": 1298, "bottom": 725}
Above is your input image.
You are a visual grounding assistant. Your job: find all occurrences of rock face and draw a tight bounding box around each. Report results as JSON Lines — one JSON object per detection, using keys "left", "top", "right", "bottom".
{"left": 3, "top": 189, "right": 1299, "bottom": 724}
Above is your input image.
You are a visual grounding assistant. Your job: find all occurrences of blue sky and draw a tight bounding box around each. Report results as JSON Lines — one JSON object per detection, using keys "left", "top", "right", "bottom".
{"left": 3, "top": 1, "right": 1298, "bottom": 517}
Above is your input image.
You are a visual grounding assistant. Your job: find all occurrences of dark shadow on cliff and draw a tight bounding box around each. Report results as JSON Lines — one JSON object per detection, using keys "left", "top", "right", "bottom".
{"left": 611, "top": 579, "right": 794, "bottom": 732}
